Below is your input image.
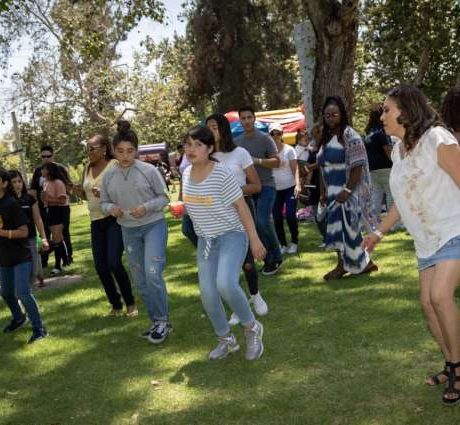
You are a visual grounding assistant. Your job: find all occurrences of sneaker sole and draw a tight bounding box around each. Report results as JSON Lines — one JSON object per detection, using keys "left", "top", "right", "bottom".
{"left": 147, "top": 328, "right": 173, "bottom": 344}
{"left": 261, "top": 268, "right": 279, "bottom": 276}
{"left": 209, "top": 344, "right": 240, "bottom": 360}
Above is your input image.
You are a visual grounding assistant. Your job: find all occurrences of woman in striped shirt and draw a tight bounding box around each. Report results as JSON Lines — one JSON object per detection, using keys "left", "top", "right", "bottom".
{"left": 181, "top": 126, "right": 266, "bottom": 361}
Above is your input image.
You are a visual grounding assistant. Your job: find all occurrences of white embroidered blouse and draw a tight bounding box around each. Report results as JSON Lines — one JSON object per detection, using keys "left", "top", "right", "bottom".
{"left": 390, "top": 126, "right": 460, "bottom": 258}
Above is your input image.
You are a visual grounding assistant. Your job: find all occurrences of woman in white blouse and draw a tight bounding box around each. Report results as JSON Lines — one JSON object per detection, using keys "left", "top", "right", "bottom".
{"left": 362, "top": 85, "right": 460, "bottom": 406}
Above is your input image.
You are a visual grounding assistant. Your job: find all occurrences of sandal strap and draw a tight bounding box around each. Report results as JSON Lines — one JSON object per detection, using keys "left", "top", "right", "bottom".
{"left": 447, "top": 362, "right": 460, "bottom": 389}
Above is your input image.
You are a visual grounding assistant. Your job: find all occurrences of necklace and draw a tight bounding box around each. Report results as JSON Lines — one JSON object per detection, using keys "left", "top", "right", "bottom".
{"left": 120, "top": 167, "right": 131, "bottom": 181}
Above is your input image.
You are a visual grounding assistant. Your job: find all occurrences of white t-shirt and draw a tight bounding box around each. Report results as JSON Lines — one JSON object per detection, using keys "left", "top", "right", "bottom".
{"left": 295, "top": 144, "right": 310, "bottom": 162}
{"left": 182, "top": 163, "right": 244, "bottom": 239}
{"left": 273, "top": 144, "right": 297, "bottom": 191}
{"left": 390, "top": 126, "right": 460, "bottom": 258}
{"left": 213, "top": 147, "right": 253, "bottom": 187}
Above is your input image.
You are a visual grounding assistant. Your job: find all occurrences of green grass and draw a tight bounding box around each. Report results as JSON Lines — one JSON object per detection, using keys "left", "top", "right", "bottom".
{"left": 0, "top": 203, "right": 459, "bottom": 424}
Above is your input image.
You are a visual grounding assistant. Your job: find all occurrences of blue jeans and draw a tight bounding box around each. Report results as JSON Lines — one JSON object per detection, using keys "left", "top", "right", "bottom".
{"left": 122, "top": 219, "right": 169, "bottom": 322}
{"left": 273, "top": 185, "right": 299, "bottom": 247}
{"left": 253, "top": 186, "right": 281, "bottom": 264}
{"left": 0, "top": 261, "right": 43, "bottom": 329}
{"left": 197, "top": 231, "right": 255, "bottom": 337}
{"left": 91, "top": 216, "right": 135, "bottom": 310}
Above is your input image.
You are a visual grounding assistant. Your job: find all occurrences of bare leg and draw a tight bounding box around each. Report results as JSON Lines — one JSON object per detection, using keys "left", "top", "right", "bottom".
{"left": 420, "top": 267, "right": 450, "bottom": 385}
{"left": 430, "top": 260, "right": 460, "bottom": 399}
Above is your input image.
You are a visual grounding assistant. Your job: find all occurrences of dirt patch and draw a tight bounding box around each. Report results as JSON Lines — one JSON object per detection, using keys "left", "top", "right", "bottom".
{"left": 33, "top": 274, "right": 83, "bottom": 290}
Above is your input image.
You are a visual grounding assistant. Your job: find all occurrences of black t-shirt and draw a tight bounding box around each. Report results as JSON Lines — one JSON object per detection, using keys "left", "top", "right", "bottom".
{"left": 0, "top": 194, "right": 31, "bottom": 266}
{"left": 17, "top": 193, "right": 37, "bottom": 239}
{"left": 364, "top": 126, "right": 393, "bottom": 171}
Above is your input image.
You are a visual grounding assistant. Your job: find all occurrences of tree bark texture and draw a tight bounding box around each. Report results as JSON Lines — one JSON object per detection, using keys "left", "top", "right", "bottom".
{"left": 414, "top": 48, "right": 431, "bottom": 87}
{"left": 303, "top": 0, "right": 360, "bottom": 121}
{"left": 294, "top": 21, "right": 316, "bottom": 131}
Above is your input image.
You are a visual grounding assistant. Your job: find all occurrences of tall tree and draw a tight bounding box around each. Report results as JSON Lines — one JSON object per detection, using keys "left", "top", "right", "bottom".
{"left": 0, "top": 0, "right": 165, "bottom": 126}
{"left": 184, "top": 0, "right": 301, "bottom": 113}
{"left": 301, "top": 0, "right": 360, "bottom": 120}
{"left": 362, "top": 0, "right": 460, "bottom": 104}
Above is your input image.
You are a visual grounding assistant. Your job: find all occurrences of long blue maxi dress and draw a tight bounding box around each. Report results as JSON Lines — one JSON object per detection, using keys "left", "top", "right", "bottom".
{"left": 317, "top": 129, "right": 376, "bottom": 273}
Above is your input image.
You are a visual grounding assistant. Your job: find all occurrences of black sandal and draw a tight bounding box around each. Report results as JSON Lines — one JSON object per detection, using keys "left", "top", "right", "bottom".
{"left": 442, "top": 361, "right": 460, "bottom": 406}
{"left": 426, "top": 361, "right": 451, "bottom": 386}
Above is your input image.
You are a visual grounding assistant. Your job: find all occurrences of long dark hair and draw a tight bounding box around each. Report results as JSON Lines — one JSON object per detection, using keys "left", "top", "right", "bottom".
{"left": 441, "top": 87, "right": 460, "bottom": 132}
{"left": 112, "top": 120, "right": 139, "bottom": 149}
{"left": 42, "top": 162, "right": 66, "bottom": 181}
{"left": 320, "top": 96, "right": 350, "bottom": 148}
{"left": 386, "top": 85, "right": 444, "bottom": 152}
{"left": 8, "top": 170, "right": 27, "bottom": 196}
{"left": 187, "top": 126, "right": 216, "bottom": 160}
{"left": 87, "top": 134, "right": 114, "bottom": 160}
{"left": 205, "top": 113, "right": 236, "bottom": 153}
{"left": 365, "top": 103, "right": 384, "bottom": 134}
{"left": 0, "top": 167, "right": 14, "bottom": 197}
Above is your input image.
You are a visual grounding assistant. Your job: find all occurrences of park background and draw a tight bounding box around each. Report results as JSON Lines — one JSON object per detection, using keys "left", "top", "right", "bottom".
{"left": 0, "top": 1, "right": 460, "bottom": 424}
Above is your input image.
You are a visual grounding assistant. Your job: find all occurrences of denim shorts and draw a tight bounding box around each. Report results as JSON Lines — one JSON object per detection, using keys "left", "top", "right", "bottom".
{"left": 417, "top": 234, "right": 460, "bottom": 271}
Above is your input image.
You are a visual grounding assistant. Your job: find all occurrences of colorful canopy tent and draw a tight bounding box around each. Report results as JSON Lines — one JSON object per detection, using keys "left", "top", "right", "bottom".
{"left": 225, "top": 107, "right": 306, "bottom": 145}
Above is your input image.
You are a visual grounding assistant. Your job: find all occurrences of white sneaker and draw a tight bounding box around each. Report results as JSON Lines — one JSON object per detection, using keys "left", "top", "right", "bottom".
{"left": 250, "top": 292, "right": 268, "bottom": 316}
{"left": 228, "top": 312, "right": 240, "bottom": 326}
{"left": 279, "top": 245, "right": 287, "bottom": 254}
{"left": 245, "top": 320, "right": 264, "bottom": 361}
{"left": 209, "top": 334, "right": 240, "bottom": 360}
{"left": 50, "top": 268, "right": 62, "bottom": 276}
{"left": 286, "top": 243, "right": 298, "bottom": 254}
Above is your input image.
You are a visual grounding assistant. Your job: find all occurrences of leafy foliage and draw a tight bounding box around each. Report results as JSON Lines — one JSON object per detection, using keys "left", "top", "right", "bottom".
{"left": 183, "top": 0, "right": 302, "bottom": 113}
{"left": 361, "top": 0, "right": 460, "bottom": 105}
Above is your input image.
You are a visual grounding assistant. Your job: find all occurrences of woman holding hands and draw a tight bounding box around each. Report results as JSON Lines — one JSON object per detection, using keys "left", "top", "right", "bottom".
{"left": 362, "top": 85, "right": 460, "bottom": 406}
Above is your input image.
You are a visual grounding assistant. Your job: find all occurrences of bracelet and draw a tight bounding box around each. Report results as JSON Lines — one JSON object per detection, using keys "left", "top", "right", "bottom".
{"left": 343, "top": 186, "right": 352, "bottom": 194}
{"left": 373, "top": 230, "right": 384, "bottom": 240}
{"left": 8, "top": 230, "right": 12, "bottom": 239}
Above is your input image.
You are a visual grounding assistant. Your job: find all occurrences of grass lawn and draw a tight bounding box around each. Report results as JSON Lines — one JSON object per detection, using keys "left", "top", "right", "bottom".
{"left": 0, "top": 203, "right": 459, "bottom": 425}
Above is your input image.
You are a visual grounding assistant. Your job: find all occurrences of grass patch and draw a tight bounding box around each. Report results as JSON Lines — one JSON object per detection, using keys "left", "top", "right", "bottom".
{"left": 0, "top": 203, "right": 458, "bottom": 424}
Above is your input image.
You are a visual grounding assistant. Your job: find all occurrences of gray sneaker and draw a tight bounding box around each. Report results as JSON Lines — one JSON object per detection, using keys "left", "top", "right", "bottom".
{"left": 245, "top": 320, "right": 264, "bottom": 361}
{"left": 209, "top": 334, "right": 240, "bottom": 360}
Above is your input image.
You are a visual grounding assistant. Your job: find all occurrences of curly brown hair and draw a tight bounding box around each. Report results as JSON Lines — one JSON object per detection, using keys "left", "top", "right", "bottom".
{"left": 386, "top": 85, "right": 444, "bottom": 151}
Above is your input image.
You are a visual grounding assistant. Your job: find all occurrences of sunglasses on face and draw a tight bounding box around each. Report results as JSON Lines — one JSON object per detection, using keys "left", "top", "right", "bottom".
{"left": 271, "top": 132, "right": 283, "bottom": 137}
{"left": 41, "top": 154, "right": 53, "bottom": 159}
{"left": 323, "top": 113, "right": 340, "bottom": 119}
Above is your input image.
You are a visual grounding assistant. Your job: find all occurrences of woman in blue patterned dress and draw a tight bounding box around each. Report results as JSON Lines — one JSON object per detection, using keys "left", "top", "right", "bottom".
{"left": 317, "top": 96, "right": 378, "bottom": 280}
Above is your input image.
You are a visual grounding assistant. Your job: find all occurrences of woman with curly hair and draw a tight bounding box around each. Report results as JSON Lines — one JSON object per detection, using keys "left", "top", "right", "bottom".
{"left": 363, "top": 85, "right": 460, "bottom": 405}
{"left": 317, "top": 95, "right": 378, "bottom": 280}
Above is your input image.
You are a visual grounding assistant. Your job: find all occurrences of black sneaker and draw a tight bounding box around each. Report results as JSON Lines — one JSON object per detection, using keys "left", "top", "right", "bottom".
{"left": 140, "top": 325, "right": 155, "bottom": 339}
{"left": 147, "top": 321, "right": 172, "bottom": 344}
{"left": 261, "top": 260, "right": 282, "bottom": 276}
{"left": 3, "top": 315, "right": 28, "bottom": 333}
{"left": 28, "top": 327, "right": 48, "bottom": 344}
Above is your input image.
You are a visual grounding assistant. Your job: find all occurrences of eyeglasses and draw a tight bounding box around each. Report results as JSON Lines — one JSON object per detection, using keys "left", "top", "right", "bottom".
{"left": 323, "top": 113, "right": 340, "bottom": 119}
{"left": 41, "top": 154, "right": 53, "bottom": 159}
{"left": 86, "top": 145, "right": 102, "bottom": 152}
{"left": 271, "top": 132, "right": 283, "bottom": 137}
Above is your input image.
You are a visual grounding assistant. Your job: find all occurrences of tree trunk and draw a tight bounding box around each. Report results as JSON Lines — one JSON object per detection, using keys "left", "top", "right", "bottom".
{"left": 414, "top": 48, "right": 430, "bottom": 87}
{"left": 294, "top": 21, "right": 316, "bottom": 131}
{"left": 303, "top": 0, "right": 360, "bottom": 122}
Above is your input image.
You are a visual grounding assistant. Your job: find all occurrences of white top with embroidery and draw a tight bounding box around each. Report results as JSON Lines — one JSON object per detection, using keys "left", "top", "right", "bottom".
{"left": 390, "top": 126, "right": 460, "bottom": 258}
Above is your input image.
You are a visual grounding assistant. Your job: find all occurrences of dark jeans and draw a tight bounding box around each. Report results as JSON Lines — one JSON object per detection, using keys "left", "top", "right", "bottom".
{"left": 0, "top": 261, "right": 43, "bottom": 330}
{"left": 253, "top": 186, "right": 282, "bottom": 265}
{"left": 243, "top": 197, "right": 259, "bottom": 295}
{"left": 273, "top": 185, "right": 299, "bottom": 247}
{"left": 91, "top": 216, "right": 134, "bottom": 310}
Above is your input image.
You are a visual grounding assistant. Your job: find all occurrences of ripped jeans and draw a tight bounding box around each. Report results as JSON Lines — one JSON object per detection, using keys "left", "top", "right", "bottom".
{"left": 121, "top": 219, "right": 169, "bottom": 322}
